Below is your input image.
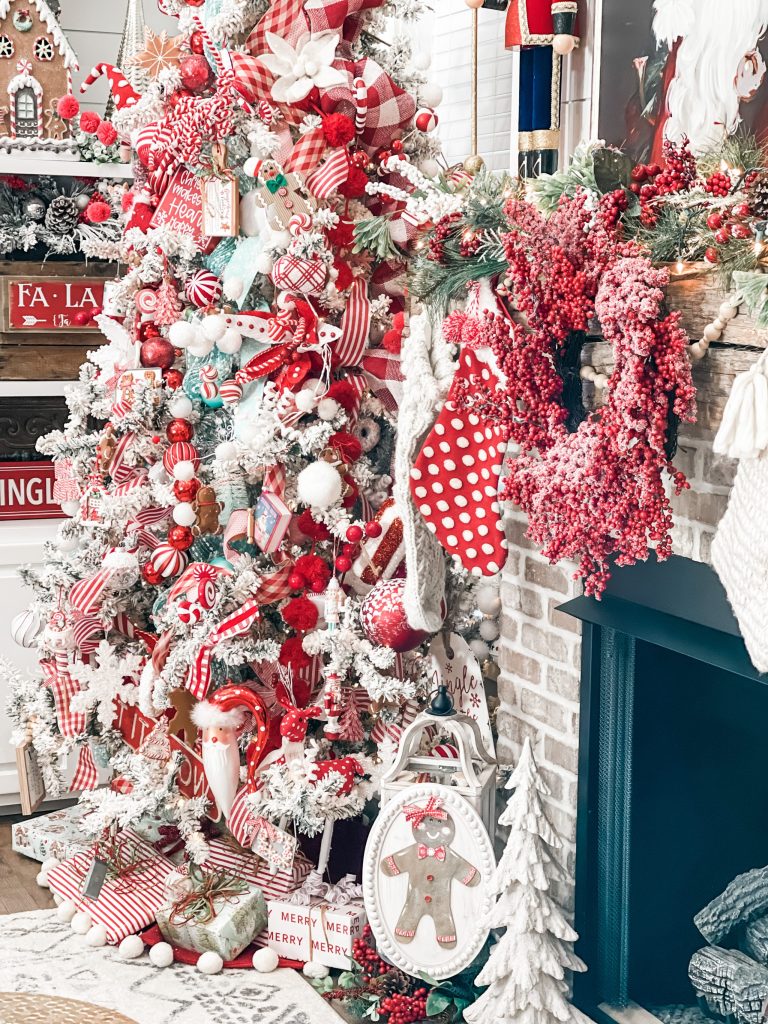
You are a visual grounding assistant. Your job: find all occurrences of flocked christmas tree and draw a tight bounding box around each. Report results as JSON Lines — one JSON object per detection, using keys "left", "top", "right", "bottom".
{"left": 464, "top": 738, "right": 590, "bottom": 1024}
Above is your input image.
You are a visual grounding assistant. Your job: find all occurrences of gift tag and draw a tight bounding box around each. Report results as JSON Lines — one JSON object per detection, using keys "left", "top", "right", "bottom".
{"left": 81, "top": 856, "right": 110, "bottom": 901}
{"left": 201, "top": 174, "right": 239, "bottom": 238}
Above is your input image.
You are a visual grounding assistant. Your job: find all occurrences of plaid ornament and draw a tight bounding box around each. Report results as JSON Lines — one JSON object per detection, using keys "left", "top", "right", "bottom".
{"left": 271, "top": 254, "right": 327, "bottom": 295}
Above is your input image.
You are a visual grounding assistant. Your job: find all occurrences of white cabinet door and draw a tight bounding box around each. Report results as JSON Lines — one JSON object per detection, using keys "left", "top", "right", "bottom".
{"left": 0, "top": 519, "right": 59, "bottom": 806}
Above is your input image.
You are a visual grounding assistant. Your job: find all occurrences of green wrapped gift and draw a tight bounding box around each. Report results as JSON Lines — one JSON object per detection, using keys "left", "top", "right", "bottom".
{"left": 156, "top": 864, "right": 267, "bottom": 961}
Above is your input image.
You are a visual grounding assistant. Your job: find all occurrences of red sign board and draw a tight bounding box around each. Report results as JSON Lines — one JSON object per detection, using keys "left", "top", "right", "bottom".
{"left": 4, "top": 278, "right": 105, "bottom": 332}
{"left": 0, "top": 461, "right": 65, "bottom": 521}
{"left": 114, "top": 700, "right": 219, "bottom": 820}
{"left": 150, "top": 167, "right": 215, "bottom": 252}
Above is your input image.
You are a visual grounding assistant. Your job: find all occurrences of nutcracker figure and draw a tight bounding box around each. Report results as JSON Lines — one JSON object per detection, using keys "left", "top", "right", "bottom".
{"left": 470, "top": 0, "right": 580, "bottom": 177}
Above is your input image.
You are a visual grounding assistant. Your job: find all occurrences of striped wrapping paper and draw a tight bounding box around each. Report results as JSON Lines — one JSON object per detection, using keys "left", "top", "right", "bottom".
{"left": 46, "top": 830, "right": 175, "bottom": 945}
{"left": 199, "top": 838, "right": 312, "bottom": 901}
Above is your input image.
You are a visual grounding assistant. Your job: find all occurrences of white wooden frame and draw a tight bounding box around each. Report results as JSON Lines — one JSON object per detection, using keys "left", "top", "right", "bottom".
{"left": 363, "top": 783, "right": 495, "bottom": 980}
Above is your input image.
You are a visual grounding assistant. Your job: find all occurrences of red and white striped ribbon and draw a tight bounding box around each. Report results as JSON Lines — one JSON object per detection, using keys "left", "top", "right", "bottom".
{"left": 306, "top": 147, "right": 350, "bottom": 199}
{"left": 167, "top": 561, "right": 230, "bottom": 603}
{"left": 109, "top": 432, "right": 135, "bottom": 483}
{"left": 71, "top": 743, "right": 98, "bottom": 792}
{"left": 72, "top": 614, "right": 103, "bottom": 656}
{"left": 189, "top": 598, "right": 263, "bottom": 700}
{"left": 47, "top": 654, "right": 86, "bottom": 738}
{"left": 285, "top": 125, "right": 327, "bottom": 176}
{"left": 223, "top": 509, "right": 250, "bottom": 561}
{"left": 70, "top": 570, "right": 113, "bottom": 616}
{"left": 263, "top": 463, "right": 287, "bottom": 499}
{"left": 132, "top": 505, "right": 172, "bottom": 527}
{"left": 334, "top": 278, "right": 371, "bottom": 367}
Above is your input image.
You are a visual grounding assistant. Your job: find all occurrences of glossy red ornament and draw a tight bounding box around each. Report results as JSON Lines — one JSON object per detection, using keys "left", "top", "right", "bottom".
{"left": 351, "top": 150, "right": 370, "bottom": 170}
{"left": 704, "top": 246, "right": 719, "bottom": 264}
{"left": 142, "top": 562, "right": 163, "bottom": 585}
{"left": 180, "top": 53, "right": 211, "bottom": 92}
{"left": 164, "top": 368, "right": 184, "bottom": 389}
{"left": 365, "top": 520, "right": 383, "bottom": 538}
{"left": 335, "top": 555, "right": 353, "bottom": 573}
{"left": 309, "top": 577, "right": 326, "bottom": 594}
{"left": 732, "top": 203, "right": 751, "bottom": 220}
{"left": 342, "top": 542, "right": 356, "bottom": 556}
{"left": 166, "top": 418, "right": 194, "bottom": 443}
{"left": 360, "top": 578, "right": 433, "bottom": 653}
{"left": 173, "top": 478, "right": 200, "bottom": 502}
{"left": 140, "top": 336, "right": 176, "bottom": 370}
{"left": 167, "top": 525, "right": 195, "bottom": 550}
{"left": 189, "top": 30, "right": 205, "bottom": 53}
{"left": 731, "top": 223, "right": 753, "bottom": 240}
{"left": 715, "top": 227, "right": 731, "bottom": 244}
{"left": 184, "top": 0, "right": 205, "bottom": 6}
{"left": 345, "top": 524, "right": 364, "bottom": 543}
{"left": 706, "top": 212, "right": 722, "bottom": 231}
{"left": 288, "top": 572, "right": 305, "bottom": 590}
{"left": 391, "top": 139, "right": 404, "bottom": 153}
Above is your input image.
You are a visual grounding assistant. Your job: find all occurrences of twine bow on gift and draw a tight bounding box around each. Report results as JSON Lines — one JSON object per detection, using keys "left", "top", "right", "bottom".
{"left": 169, "top": 864, "right": 249, "bottom": 926}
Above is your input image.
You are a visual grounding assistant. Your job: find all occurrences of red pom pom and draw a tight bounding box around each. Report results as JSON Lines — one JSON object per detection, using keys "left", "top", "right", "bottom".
{"left": 325, "top": 380, "right": 357, "bottom": 415}
{"left": 96, "top": 120, "right": 118, "bottom": 146}
{"left": 381, "top": 328, "right": 402, "bottom": 354}
{"left": 85, "top": 201, "right": 111, "bottom": 224}
{"left": 297, "top": 509, "right": 331, "bottom": 541}
{"left": 329, "top": 431, "right": 362, "bottom": 464}
{"left": 339, "top": 167, "right": 369, "bottom": 198}
{"left": 295, "top": 553, "right": 331, "bottom": 590}
{"left": 326, "top": 220, "right": 355, "bottom": 247}
{"left": 282, "top": 595, "right": 319, "bottom": 631}
{"left": 127, "top": 202, "right": 153, "bottom": 233}
{"left": 333, "top": 258, "right": 353, "bottom": 291}
{"left": 279, "top": 636, "right": 311, "bottom": 672}
{"left": 79, "top": 110, "right": 101, "bottom": 134}
{"left": 392, "top": 311, "right": 405, "bottom": 331}
{"left": 121, "top": 190, "right": 135, "bottom": 212}
{"left": 57, "top": 95, "right": 80, "bottom": 120}
{"left": 322, "top": 113, "right": 355, "bottom": 148}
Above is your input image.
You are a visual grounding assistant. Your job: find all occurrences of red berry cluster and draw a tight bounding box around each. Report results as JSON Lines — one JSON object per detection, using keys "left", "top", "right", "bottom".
{"left": 352, "top": 926, "right": 388, "bottom": 978}
{"left": 630, "top": 142, "right": 696, "bottom": 225}
{"left": 705, "top": 171, "right": 731, "bottom": 197}
{"left": 379, "top": 990, "right": 428, "bottom": 1024}
{"left": 427, "top": 211, "right": 462, "bottom": 263}
{"left": 335, "top": 519, "right": 382, "bottom": 574}
{"left": 598, "top": 189, "right": 629, "bottom": 230}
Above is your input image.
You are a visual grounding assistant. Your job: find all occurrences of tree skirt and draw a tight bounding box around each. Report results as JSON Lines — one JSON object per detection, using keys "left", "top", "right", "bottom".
{"left": 0, "top": 910, "right": 341, "bottom": 1024}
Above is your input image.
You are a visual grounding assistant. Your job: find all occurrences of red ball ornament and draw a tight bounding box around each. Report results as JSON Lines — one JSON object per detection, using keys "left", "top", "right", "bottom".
{"left": 184, "top": 0, "right": 205, "bottom": 6}
{"left": 351, "top": 150, "right": 370, "bottom": 170}
{"left": 167, "top": 525, "right": 195, "bottom": 550}
{"left": 360, "top": 578, "right": 434, "bottom": 653}
{"left": 365, "top": 520, "right": 383, "bottom": 538}
{"left": 189, "top": 30, "right": 205, "bottom": 53}
{"left": 715, "top": 227, "right": 731, "bottom": 244}
{"left": 164, "top": 368, "right": 184, "bottom": 389}
{"left": 731, "top": 222, "right": 753, "bottom": 240}
{"left": 732, "top": 202, "right": 752, "bottom": 219}
{"left": 140, "top": 336, "right": 176, "bottom": 370}
{"left": 704, "top": 246, "right": 719, "bottom": 264}
{"left": 180, "top": 53, "right": 211, "bottom": 92}
{"left": 173, "top": 478, "right": 200, "bottom": 501}
{"left": 342, "top": 542, "right": 357, "bottom": 556}
{"left": 335, "top": 555, "right": 353, "bottom": 573}
{"left": 288, "top": 572, "right": 306, "bottom": 590}
{"left": 706, "top": 212, "right": 723, "bottom": 231}
{"left": 346, "top": 524, "right": 364, "bottom": 543}
{"left": 415, "top": 108, "right": 438, "bottom": 133}
{"left": 142, "top": 562, "right": 162, "bottom": 585}
{"left": 309, "top": 577, "right": 326, "bottom": 594}
{"left": 166, "top": 418, "right": 194, "bottom": 443}
{"left": 391, "top": 139, "right": 404, "bottom": 154}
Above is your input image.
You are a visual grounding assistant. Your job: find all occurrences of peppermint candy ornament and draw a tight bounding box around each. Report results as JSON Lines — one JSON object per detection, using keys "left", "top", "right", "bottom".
{"left": 219, "top": 379, "right": 243, "bottom": 405}
{"left": 360, "top": 578, "right": 434, "bottom": 653}
{"left": 196, "top": 577, "right": 217, "bottom": 609}
{"left": 271, "top": 255, "right": 327, "bottom": 297}
{"left": 136, "top": 288, "right": 159, "bottom": 315}
{"left": 163, "top": 441, "right": 200, "bottom": 475}
{"left": 199, "top": 364, "right": 219, "bottom": 402}
{"left": 287, "top": 212, "right": 312, "bottom": 236}
{"left": 415, "top": 108, "right": 438, "bottom": 133}
{"left": 151, "top": 543, "right": 188, "bottom": 578}
{"left": 177, "top": 599, "right": 203, "bottom": 625}
{"left": 11, "top": 608, "right": 42, "bottom": 648}
{"left": 186, "top": 270, "right": 222, "bottom": 309}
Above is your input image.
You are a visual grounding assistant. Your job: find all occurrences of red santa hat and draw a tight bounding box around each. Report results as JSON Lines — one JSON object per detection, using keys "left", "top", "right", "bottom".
{"left": 191, "top": 701, "right": 247, "bottom": 731}
{"left": 653, "top": 0, "right": 695, "bottom": 49}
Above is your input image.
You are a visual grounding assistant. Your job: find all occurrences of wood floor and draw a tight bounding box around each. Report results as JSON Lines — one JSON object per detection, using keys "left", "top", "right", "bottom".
{"left": 0, "top": 816, "right": 55, "bottom": 914}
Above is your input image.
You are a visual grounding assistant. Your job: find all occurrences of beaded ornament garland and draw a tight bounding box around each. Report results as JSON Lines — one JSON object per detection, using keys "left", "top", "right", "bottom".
{"left": 444, "top": 190, "right": 697, "bottom": 597}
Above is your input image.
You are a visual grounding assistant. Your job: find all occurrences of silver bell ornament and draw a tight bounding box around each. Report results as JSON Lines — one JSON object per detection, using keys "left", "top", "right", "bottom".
{"left": 23, "top": 196, "right": 46, "bottom": 221}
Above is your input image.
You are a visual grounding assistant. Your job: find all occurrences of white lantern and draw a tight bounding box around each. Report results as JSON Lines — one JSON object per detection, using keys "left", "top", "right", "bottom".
{"left": 380, "top": 687, "right": 497, "bottom": 835}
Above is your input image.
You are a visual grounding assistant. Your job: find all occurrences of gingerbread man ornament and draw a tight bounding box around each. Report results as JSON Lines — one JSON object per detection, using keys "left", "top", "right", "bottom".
{"left": 255, "top": 160, "right": 313, "bottom": 229}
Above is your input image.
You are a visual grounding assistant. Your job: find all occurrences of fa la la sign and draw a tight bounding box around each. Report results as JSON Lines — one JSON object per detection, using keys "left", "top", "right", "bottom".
{"left": 0, "top": 462, "right": 64, "bottom": 522}
{"left": 3, "top": 277, "right": 106, "bottom": 333}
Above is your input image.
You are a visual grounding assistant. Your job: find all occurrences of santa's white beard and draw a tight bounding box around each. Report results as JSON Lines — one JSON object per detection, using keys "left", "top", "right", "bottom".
{"left": 202, "top": 740, "right": 241, "bottom": 819}
{"left": 660, "top": 0, "right": 768, "bottom": 153}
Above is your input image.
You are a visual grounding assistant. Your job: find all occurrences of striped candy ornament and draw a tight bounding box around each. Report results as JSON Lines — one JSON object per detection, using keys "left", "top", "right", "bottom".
{"left": 150, "top": 543, "right": 188, "bottom": 578}
{"left": 431, "top": 743, "right": 460, "bottom": 759}
{"left": 185, "top": 269, "right": 223, "bottom": 309}
{"left": 415, "top": 107, "right": 438, "bottom": 133}
{"left": 354, "top": 76, "right": 368, "bottom": 134}
{"left": 177, "top": 599, "right": 203, "bottom": 625}
{"left": 287, "top": 212, "right": 313, "bottom": 236}
{"left": 219, "top": 379, "right": 243, "bottom": 405}
{"left": 258, "top": 100, "right": 274, "bottom": 125}
{"left": 135, "top": 288, "right": 159, "bottom": 315}
{"left": 199, "top": 364, "right": 219, "bottom": 402}
{"left": 162, "top": 441, "right": 200, "bottom": 475}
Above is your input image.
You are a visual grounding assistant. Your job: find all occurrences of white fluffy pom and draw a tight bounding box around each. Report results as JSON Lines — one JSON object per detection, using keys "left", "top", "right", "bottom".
{"left": 173, "top": 460, "right": 196, "bottom": 482}
{"left": 187, "top": 335, "right": 216, "bottom": 358}
{"left": 217, "top": 327, "right": 243, "bottom": 355}
{"left": 56, "top": 899, "right": 78, "bottom": 923}
{"left": 317, "top": 398, "right": 339, "bottom": 421}
{"left": 479, "top": 618, "right": 500, "bottom": 641}
{"left": 243, "top": 156, "right": 261, "bottom": 177}
{"left": 215, "top": 441, "right": 238, "bottom": 463}
{"left": 172, "top": 502, "right": 196, "bottom": 527}
{"left": 297, "top": 461, "right": 343, "bottom": 509}
{"left": 148, "top": 461, "right": 168, "bottom": 483}
{"left": 36, "top": 871, "right": 49, "bottom": 888}
{"left": 295, "top": 389, "right": 318, "bottom": 413}
{"left": 169, "top": 320, "right": 196, "bottom": 349}
{"left": 118, "top": 934, "right": 146, "bottom": 960}
{"left": 197, "top": 950, "right": 224, "bottom": 975}
{"left": 86, "top": 924, "right": 108, "bottom": 947}
{"left": 201, "top": 314, "right": 227, "bottom": 343}
{"left": 223, "top": 277, "right": 244, "bottom": 301}
{"left": 303, "top": 961, "right": 329, "bottom": 979}
{"left": 71, "top": 911, "right": 93, "bottom": 935}
{"left": 255, "top": 252, "right": 274, "bottom": 275}
{"left": 469, "top": 638, "right": 490, "bottom": 661}
{"left": 238, "top": 421, "right": 260, "bottom": 446}
{"left": 412, "top": 50, "right": 431, "bottom": 70}
{"left": 252, "top": 947, "right": 280, "bottom": 973}
{"left": 41, "top": 856, "right": 60, "bottom": 874}
{"left": 169, "top": 395, "right": 194, "bottom": 419}
{"left": 270, "top": 229, "right": 292, "bottom": 248}
{"left": 420, "top": 159, "right": 441, "bottom": 179}
{"left": 419, "top": 82, "right": 443, "bottom": 107}
{"left": 149, "top": 942, "right": 174, "bottom": 968}
{"left": 476, "top": 587, "right": 501, "bottom": 616}
{"left": 61, "top": 500, "right": 80, "bottom": 517}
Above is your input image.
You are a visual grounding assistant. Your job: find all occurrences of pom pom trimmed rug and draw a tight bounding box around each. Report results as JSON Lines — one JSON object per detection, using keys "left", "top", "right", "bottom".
{"left": 0, "top": 909, "right": 341, "bottom": 1024}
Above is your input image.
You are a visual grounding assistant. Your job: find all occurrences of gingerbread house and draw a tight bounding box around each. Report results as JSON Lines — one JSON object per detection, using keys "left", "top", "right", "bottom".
{"left": 0, "top": 0, "right": 78, "bottom": 154}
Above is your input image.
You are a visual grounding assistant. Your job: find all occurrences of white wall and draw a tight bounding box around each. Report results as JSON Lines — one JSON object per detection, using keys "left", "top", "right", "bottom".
{"left": 60, "top": 0, "right": 173, "bottom": 113}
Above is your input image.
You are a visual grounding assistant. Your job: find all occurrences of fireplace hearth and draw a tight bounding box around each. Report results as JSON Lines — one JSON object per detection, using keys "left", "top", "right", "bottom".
{"left": 562, "top": 556, "right": 768, "bottom": 1023}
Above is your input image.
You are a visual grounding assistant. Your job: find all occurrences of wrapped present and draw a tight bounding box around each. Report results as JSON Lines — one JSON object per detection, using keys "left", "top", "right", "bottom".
{"left": 11, "top": 804, "right": 92, "bottom": 864}
{"left": 263, "top": 894, "right": 367, "bottom": 969}
{"left": 199, "top": 836, "right": 312, "bottom": 901}
{"left": 251, "top": 490, "right": 292, "bottom": 554}
{"left": 156, "top": 864, "right": 267, "bottom": 961}
{"left": 349, "top": 497, "right": 405, "bottom": 595}
{"left": 46, "top": 829, "right": 175, "bottom": 944}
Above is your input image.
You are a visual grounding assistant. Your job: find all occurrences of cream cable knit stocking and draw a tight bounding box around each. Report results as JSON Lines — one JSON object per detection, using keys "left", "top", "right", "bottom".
{"left": 394, "top": 313, "right": 455, "bottom": 632}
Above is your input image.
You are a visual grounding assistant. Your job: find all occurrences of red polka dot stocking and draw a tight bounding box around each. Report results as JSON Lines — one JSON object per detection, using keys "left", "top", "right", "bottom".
{"left": 410, "top": 347, "right": 508, "bottom": 576}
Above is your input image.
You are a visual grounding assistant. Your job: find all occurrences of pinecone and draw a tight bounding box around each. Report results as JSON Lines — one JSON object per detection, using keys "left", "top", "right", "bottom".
{"left": 749, "top": 174, "right": 768, "bottom": 220}
{"left": 372, "top": 968, "right": 415, "bottom": 998}
{"left": 45, "top": 195, "right": 80, "bottom": 234}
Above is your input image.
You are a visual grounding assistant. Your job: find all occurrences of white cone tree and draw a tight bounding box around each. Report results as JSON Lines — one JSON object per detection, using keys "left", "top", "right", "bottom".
{"left": 464, "top": 737, "right": 590, "bottom": 1024}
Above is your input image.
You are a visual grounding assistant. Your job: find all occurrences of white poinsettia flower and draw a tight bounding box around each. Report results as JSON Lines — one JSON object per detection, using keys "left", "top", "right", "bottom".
{"left": 259, "top": 30, "right": 346, "bottom": 104}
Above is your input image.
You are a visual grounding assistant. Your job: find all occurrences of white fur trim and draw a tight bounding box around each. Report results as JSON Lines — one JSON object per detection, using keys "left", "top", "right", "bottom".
{"left": 652, "top": 0, "right": 695, "bottom": 48}
{"left": 191, "top": 701, "right": 246, "bottom": 730}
